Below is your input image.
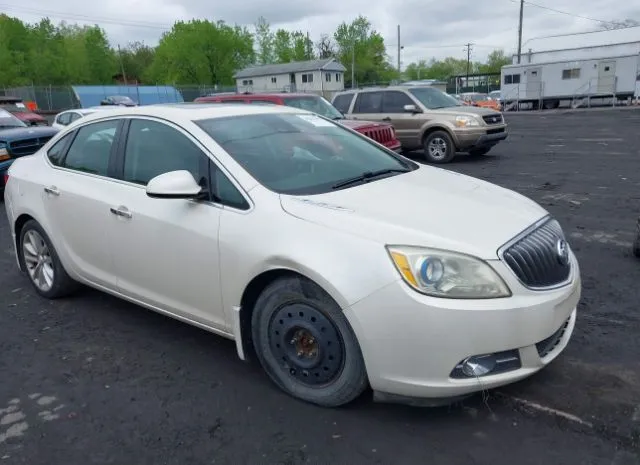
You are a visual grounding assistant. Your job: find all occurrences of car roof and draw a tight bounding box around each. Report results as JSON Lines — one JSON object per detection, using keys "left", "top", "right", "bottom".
{"left": 201, "top": 92, "right": 320, "bottom": 99}
{"left": 0, "top": 96, "right": 22, "bottom": 103}
{"left": 335, "top": 85, "right": 441, "bottom": 94}
{"left": 76, "top": 102, "right": 307, "bottom": 124}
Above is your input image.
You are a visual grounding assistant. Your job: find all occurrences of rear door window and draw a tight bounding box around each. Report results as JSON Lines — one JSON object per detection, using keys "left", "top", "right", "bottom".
{"left": 61, "top": 120, "right": 120, "bottom": 176}
{"left": 353, "top": 92, "right": 383, "bottom": 113}
{"left": 332, "top": 94, "right": 354, "bottom": 113}
{"left": 382, "top": 91, "right": 415, "bottom": 113}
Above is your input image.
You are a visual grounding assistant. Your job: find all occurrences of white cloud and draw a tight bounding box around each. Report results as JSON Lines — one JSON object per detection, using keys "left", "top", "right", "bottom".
{"left": 4, "top": 0, "right": 639, "bottom": 67}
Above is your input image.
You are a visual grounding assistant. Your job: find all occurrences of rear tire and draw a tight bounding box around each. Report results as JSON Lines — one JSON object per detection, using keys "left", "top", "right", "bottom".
{"left": 18, "top": 220, "right": 79, "bottom": 299}
{"left": 423, "top": 130, "right": 455, "bottom": 164}
{"left": 633, "top": 235, "right": 640, "bottom": 258}
{"left": 469, "top": 147, "right": 492, "bottom": 156}
{"left": 251, "top": 276, "right": 368, "bottom": 407}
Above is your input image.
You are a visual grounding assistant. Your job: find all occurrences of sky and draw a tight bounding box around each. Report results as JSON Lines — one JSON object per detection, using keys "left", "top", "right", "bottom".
{"left": 2, "top": 0, "right": 639, "bottom": 68}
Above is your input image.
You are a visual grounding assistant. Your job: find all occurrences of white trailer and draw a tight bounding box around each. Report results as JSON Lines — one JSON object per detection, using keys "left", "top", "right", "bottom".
{"left": 500, "top": 28, "right": 640, "bottom": 110}
{"left": 501, "top": 54, "right": 640, "bottom": 109}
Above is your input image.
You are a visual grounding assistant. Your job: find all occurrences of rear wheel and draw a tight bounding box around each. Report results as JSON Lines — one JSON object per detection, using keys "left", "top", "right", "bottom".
{"left": 251, "top": 276, "right": 368, "bottom": 407}
{"left": 469, "top": 147, "right": 492, "bottom": 156}
{"left": 423, "top": 130, "right": 455, "bottom": 164}
{"left": 633, "top": 235, "right": 640, "bottom": 258}
{"left": 19, "top": 220, "right": 79, "bottom": 299}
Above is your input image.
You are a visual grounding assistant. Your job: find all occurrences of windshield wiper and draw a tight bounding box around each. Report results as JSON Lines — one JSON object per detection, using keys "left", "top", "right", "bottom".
{"left": 332, "top": 168, "right": 409, "bottom": 189}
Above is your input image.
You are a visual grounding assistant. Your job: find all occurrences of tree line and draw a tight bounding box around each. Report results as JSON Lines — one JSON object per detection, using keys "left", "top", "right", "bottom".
{"left": 0, "top": 12, "right": 511, "bottom": 88}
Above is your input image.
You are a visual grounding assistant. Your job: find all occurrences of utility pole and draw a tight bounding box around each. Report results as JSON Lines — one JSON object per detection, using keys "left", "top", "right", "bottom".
{"left": 463, "top": 43, "right": 473, "bottom": 89}
{"left": 306, "top": 31, "right": 311, "bottom": 59}
{"left": 117, "top": 44, "right": 128, "bottom": 86}
{"left": 397, "top": 24, "right": 401, "bottom": 74}
{"left": 517, "top": 0, "right": 524, "bottom": 64}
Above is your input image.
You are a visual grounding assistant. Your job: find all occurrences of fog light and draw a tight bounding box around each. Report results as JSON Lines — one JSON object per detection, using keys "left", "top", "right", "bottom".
{"left": 461, "top": 354, "right": 497, "bottom": 377}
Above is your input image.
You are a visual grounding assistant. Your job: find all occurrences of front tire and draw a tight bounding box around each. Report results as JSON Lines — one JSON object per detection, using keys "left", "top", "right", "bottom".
{"left": 251, "top": 276, "right": 368, "bottom": 407}
{"left": 423, "top": 130, "right": 455, "bottom": 164}
{"left": 19, "top": 220, "right": 78, "bottom": 299}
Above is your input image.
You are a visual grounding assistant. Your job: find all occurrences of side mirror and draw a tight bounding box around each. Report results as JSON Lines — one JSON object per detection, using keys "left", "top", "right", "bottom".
{"left": 146, "top": 170, "right": 203, "bottom": 199}
{"left": 403, "top": 104, "right": 421, "bottom": 113}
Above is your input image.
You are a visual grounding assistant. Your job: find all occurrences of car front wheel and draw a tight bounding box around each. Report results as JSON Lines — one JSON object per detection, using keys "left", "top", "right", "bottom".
{"left": 423, "top": 130, "right": 455, "bottom": 164}
{"left": 19, "top": 220, "right": 78, "bottom": 299}
{"left": 251, "top": 276, "right": 368, "bottom": 407}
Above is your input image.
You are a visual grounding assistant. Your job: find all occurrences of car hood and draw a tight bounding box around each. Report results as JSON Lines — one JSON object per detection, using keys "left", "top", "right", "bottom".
{"left": 338, "top": 119, "right": 392, "bottom": 130}
{"left": 0, "top": 126, "right": 58, "bottom": 142}
{"left": 279, "top": 167, "right": 547, "bottom": 259}
{"left": 431, "top": 105, "right": 501, "bottom": 117}
{"left": 11, "top": 111, "right": 46, "bottom": 122}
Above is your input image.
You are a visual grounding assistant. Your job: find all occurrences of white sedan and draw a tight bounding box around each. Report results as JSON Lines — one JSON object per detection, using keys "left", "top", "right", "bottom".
{"left": 3, "top": 103, "right": 581, "bottom": 407}
{"left": 51, "top": 107, "right": 117, "bottom": 130}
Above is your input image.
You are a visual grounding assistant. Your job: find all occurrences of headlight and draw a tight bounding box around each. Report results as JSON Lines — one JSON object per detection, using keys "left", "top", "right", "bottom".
{"left": 454, "top": 115, "right": 481, "bottom": 127}
{"left": 386, "top": 245, "right": 511, "bottom": 299}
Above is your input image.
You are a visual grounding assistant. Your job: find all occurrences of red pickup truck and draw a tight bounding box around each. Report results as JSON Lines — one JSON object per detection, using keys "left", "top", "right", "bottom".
{"left": 194, "top": 92, "right": 402, "bottom": 152}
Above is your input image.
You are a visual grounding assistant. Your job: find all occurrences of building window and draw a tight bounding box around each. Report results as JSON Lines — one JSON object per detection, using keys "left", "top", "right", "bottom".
{"left": 242, "top": 79, "right": 253, "bottom": 85}
{"left": 335, "top": 73, "right": 341, "bottom": 82}
{"left": 325, "top": 72, "right": 331, "bottom": 82}
{"left": 503, "top": 74, "right": 520, "bottom": 84}
{"left": 271, "top": 76, "right": 277, "bottom": 83}
{"left": 301, "top": 73, "right": 314, "bottom": 83}
{"left": 562, "top": 68, "right": 580, "bottom": 80}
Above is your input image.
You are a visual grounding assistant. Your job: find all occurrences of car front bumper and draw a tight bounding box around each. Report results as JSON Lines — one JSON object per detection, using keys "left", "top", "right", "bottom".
{"left": 455, "top": 126, "right": 508, "bottom": 150}
{"left": 344, "top": 258, "right": 581, "bottom": 404}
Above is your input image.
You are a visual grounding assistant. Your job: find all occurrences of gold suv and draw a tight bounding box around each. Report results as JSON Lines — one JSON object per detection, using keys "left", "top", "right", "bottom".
{"left": 332, "top": 86, "right": 508, "bottom": 164}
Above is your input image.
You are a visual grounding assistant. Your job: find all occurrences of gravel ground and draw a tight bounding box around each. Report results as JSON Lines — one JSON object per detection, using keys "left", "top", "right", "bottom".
{"left": 1, "top": 108, "right": 639, "bottom": 465}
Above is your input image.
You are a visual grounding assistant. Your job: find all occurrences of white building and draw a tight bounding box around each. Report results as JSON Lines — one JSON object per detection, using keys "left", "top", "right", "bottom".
{"left": 234, "top": 58, "right": 346, "bottom": 97}
{"left": 501, "top": 27, "right": 640, "bottom": 109}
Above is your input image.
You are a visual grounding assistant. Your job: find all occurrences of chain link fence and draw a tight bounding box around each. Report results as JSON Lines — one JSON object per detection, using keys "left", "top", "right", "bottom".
{"left": 1, "top": 81, "right": 448, "bottom": 113}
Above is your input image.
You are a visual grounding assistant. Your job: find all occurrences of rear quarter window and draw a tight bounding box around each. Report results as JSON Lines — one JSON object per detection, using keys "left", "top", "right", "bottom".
{"left": 332, "top": 94, "right": 354, "bottom": 113}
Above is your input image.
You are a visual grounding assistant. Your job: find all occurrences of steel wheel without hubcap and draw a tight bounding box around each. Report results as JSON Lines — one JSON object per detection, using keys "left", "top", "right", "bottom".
{"left": 22, "top": 230, "right": 55, "bottom": 292}
{"left": 428, "top": 137, "right": 448, "bottom": 161}
{"left": 269, "top": 303, "right": 345, "bottom": 386}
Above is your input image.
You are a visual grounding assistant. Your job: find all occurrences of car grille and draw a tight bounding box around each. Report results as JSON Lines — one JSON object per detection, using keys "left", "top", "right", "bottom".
{"left": 8, "top": 136, "right": 53, "bottom": 157}
{"left": 536, "top": 318, "right": 570, "bottom": 358}
{"left": 501, "top": 218, "right": 571, "bottom": 289}
{"left": 361, "top": 127, "right": 394, "bottom": 145}
{"left": 482, "top": 114, "right": 503, "bottom": 125}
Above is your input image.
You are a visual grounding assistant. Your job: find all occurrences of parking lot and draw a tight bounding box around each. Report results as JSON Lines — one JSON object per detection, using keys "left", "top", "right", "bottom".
{"left": 1, "top": 108, "right": 639, "bottom": 465}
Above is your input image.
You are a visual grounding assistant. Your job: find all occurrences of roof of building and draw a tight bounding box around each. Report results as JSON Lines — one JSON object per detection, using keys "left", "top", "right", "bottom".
{"left": 234, "top": 58, "right": 346, "bottom": 79}
{"left": 517, "top": 26, "right": 640, "bottom": 56}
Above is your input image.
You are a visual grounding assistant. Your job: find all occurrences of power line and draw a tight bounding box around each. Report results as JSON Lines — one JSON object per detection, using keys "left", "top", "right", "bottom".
{"left": 508, "top": 0, "right": 622, "bottom": 25}
{"left": 0, "top": 3, "right": 174, "bottom": 29}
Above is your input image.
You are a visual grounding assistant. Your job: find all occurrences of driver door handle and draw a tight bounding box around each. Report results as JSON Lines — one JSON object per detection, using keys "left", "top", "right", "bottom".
{"left": 43, "top": 186, "right": 60, "bottom": 196}
{"left": 110, "top": 206, "right": 133, "bottom": 219}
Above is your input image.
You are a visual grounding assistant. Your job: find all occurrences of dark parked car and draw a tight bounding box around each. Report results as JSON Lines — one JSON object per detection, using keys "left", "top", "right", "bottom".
{"left": 0, "top": 96, "right": 48, "bottom": 126}
{"left": 100, "top": 95, "right": 138, "bottom": 106}
{"left": 0, "top": 109, "right": 58, "bottom": 194}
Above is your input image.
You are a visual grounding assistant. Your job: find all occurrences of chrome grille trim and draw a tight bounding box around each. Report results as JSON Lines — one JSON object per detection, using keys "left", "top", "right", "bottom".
{"left": 497, "top": 216, "right": 573, "bottom": 290}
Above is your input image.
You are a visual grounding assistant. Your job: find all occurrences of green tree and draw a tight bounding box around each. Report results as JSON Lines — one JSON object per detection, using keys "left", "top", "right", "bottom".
{"left": 273, "top": 29, "right": 293, "bottom": 63}
{"left": 477, "top": 49, "right": 511, "bottom": 74}
{"left": 333, "top": 15, "right": 397, "bottom": 86}
{"left": 0, "top": 14, "right": 32, "bottom": 85}
{"left": 118, "top": 41, "right": 156, "bottom": 83}
{"left": 147, "top": 19, "right": 254, "bottom": 85}
{"left": 254, "top": 16, "right": 275, "bottom": 64}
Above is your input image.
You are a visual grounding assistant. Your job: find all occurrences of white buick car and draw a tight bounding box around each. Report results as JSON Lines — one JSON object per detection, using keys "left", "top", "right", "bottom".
{"left": 3, "top": 103, "right": 581, "bottom": 407}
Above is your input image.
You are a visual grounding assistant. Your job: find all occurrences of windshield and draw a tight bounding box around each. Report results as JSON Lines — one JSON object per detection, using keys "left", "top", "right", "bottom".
{"left": 195, "top": 112, "right": 416, "bottom": 195}
{"left": 282, "top": 96, "right": 344, "bottom": 120}
{"left": 468, "top": 94, "right": 489, "bottom": 102}
{"left": 407, "top": 87, "right": 462, "bottom": 109}
{"left": 0, "top": 108, "right": 27, "bottom": 128}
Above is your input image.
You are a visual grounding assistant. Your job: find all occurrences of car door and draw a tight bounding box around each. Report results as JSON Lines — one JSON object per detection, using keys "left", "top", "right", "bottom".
{"left": 380, "top": 91, "right": 423, "bottom": 147}
{"left": 42, "top": 118, "right": 124, "bottom": 290}
{"left": 349, "top": 91, "right": 384, "bottom": 123}
{"left": 108, "top": 117, "right": 226, "bottom": 329}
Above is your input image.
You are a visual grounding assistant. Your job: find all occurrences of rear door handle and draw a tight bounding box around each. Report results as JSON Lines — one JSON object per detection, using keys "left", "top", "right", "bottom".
{"left": 110, "top": 206, "right": 133, "bottom": 219}
{"left": 44, "top": 186, "right": 60, "bottom": 196}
